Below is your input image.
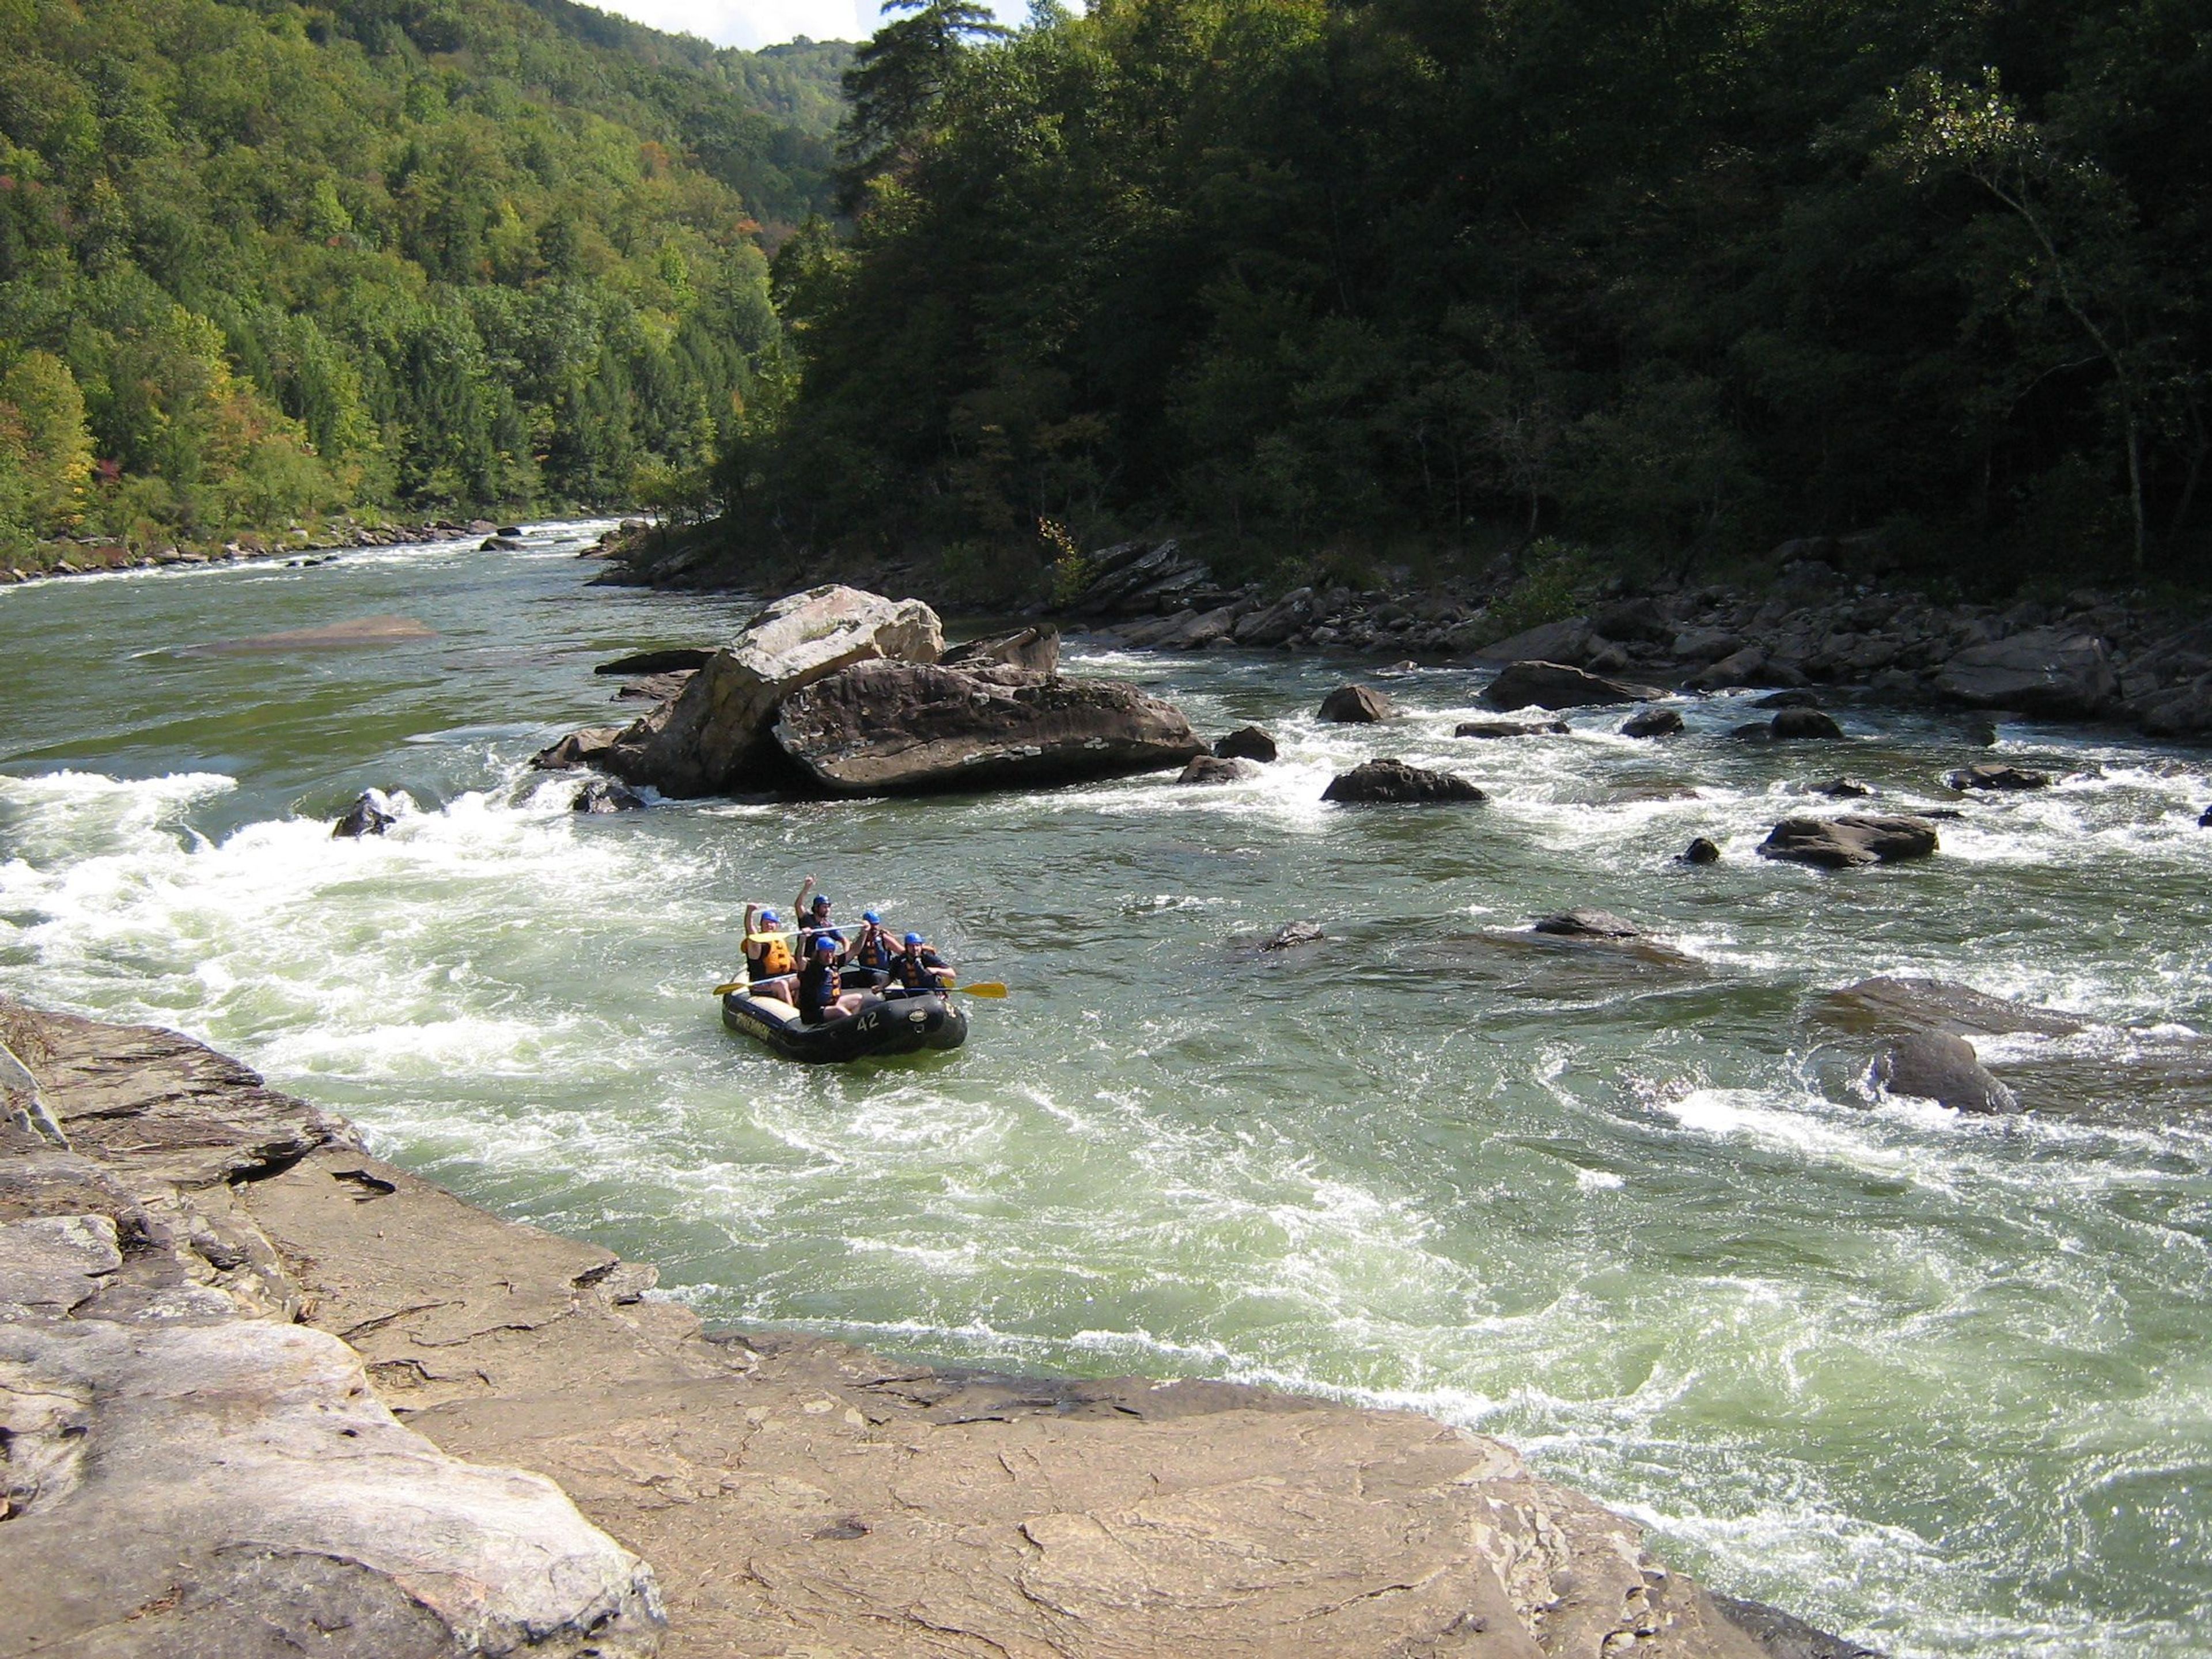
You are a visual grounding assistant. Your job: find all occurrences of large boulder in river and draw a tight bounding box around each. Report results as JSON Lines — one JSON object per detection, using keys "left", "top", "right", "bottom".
{"left": 1873, "top": 1031, "right": 2021, "bottom": 1114}
{"left": 1770, "top": 707, "right": 1846, "bottom": 741}
{"left": 1620, "top": 706, "right": 1684, "bottom": 738}
{"left": 1758, "top": 815, "right": 1939, "bottom": 868}
{"left": 605, "top": 586, "right": 942, "bottom": 797}
{"left": 1322, "top": 758, "right": 1486, "bottom": 804}
{"left": 1214, "top": 725, "right": 1279, "bottom": 762}
{"left": 1484, "top": 660, "right": 1665, "bottom": 711}
{"left": 772, "top": 662, "right": 1205, "bottom": 795}
{"left": 1934, "top": 627, "right": 2118, "bottom": 717}
{"left": 1318, "top": 684, "right": 1394, "bottom": 723}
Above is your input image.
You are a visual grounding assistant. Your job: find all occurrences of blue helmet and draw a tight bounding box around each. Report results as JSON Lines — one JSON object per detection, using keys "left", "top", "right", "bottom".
{"left": 759, "top": 910, "right": 779, "bottom": 926}
{"left": 862, "top": 909, "right": 881, "bottom": 923}
{"left": 903, "top": 932, "right": 923, "bottom": 946}
{"left": 810, "top": 894, "right": 831, "bottom": 910}
{"left": 812, "top": 934, "right": 838, "bottom": 952}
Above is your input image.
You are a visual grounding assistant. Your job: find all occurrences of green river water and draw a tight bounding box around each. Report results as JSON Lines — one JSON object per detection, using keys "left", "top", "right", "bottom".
{"left": 3, "top": 522, "right": 2210, "bottom": 1656}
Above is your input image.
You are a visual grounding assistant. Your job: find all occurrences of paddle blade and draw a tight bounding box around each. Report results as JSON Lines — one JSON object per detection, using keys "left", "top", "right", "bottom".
{"left": 712, "top": 980, "right": 744, "bottom": 996}
{"left": 950, "top": 981, "right": 1007, "bottom": 998}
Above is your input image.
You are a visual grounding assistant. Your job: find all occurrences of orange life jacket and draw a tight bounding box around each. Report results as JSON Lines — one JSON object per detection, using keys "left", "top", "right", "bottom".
{"left": 746, "top": 931, "right": 794, "bottom": 976}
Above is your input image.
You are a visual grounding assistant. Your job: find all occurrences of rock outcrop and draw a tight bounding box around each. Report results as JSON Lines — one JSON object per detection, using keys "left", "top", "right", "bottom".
{"left": 1317, "top": 683, "right": 1394, "bottom": 723}
{"left": 1871, "top": 1032, "right": 2021, "bottom": 1114}
{"left": 942, "top": 624, "right": 1062, "bottom": 674}
{"left": 1679, "top": 836, "right": 1722, "bottom": 865}
{"left": 1934, "top": 628, "right": 2118, "bottom": 717}
{"left": 1322, "top": 758, "right": 1487, "bottom": 804}
{"left": 772, "top": 661, "right": 1206, "bottom": 794}
{"left": 0, "top": 1004, "right": 663, "bottom": 1659}
{"left": 1214, "top": 724, "right": 1279, "bottom": 762}
{"left": 1758, "top": 816, "right": 1940, "bottom": 868}
{"left": 604, "top": 586, "right": 945, "bottom": 798}
{"left": 0, "top": 1001, "right": 1842, "bottom": 1659}
{"left": 1484, "top": 660, "right": 1666, "bottom": 710}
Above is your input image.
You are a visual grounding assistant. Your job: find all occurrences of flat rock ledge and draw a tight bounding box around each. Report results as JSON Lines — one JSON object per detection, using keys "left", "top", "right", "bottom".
{"left": 1, "top": 1002, "right": 1863, "bottom": 1659}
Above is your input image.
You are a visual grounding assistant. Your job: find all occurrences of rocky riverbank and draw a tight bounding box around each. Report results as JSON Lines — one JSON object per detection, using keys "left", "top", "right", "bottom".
{"left": 591, "top": 527, "right": 2212, "bottom": 741}
{"left": 0, "top": 517, "right": 549, "bottom": 585}
{"left": 0, "top": 999, "right": 1877, "bottom": 1658}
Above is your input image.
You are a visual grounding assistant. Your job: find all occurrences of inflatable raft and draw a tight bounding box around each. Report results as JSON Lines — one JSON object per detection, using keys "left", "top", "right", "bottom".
{"left": 721, "top": 985, "right": 968, "bottom": 1063}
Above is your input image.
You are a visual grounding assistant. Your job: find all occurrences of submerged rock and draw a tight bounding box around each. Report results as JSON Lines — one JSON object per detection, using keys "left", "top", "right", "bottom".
{"left": 1679, "top": 835, "right": 1722, "bottom": 865}
{"left": 1815, "top": 976, "right": 2084, "bottom": 1039}
{"left": 1873, "top": 1031, "right": 2021, "bottom": 1114}
{"left": 593, "top": 647, "right": 711, "bottom": 676}
{"left": 607, "top": 585, "right": 944, "bottom": 798}
{"left": 1811, "top": 777, "right": 1873, "bottom": 798}
{"left": 1260, "top": 921, "right": 1325, "bottom": 950}
{"left": 1317, "top": 684, "right": 1394, "bottom": 723}
{"left": 1758, "top": 815, "right": 1939, "bottom": 868}
{"left": 1484, "top": 660, "right": 1665, "bottom": 710}
{"left": 572, "top": 779, "right": 646, "bottom": 813}
{"left": 1532, "top": 909, "right": 1643, "bottom": 940}
{"left": 1754, "top": 690, "right": 1825, "bottom": 710}
{"left": 1947, "top": 763, "right": 2053, "bottom": 791}
{"left": 331, "top": 789, "right": 396, "bottom": 839}
{"left": 1176, "top": 755, "right": 1258, "bottom": 785}
{"left": 1322, "top": 758, "right": 1486, "bottom": 804}
{"left": 773, "top": 661, "right": 1205, "bottom": 795}
{"left": 1456, "top": 717, "right": 1569, "bottom": 738}
{"left": 1770, "top": 708, "right": 1846, "bottom": 740}
{"left": 1214, "top": 725, "right": 1279, "bottom": 763}
{"left": 531, "top": 726, "right": 620, "bottom": 772}
{"left": 1620, "top": 706, "right": 1685, "bottom": 738}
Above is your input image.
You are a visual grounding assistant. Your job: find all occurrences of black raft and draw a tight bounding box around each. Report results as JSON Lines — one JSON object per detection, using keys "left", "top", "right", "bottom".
{"left": 721, "top": 987, "right": 968, "bottom": 1063}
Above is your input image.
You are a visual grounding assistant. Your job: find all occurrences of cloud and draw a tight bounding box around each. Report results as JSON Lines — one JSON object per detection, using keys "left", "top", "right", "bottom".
{"left": 589, "top": 0, "right": 1027, "bottom": 50}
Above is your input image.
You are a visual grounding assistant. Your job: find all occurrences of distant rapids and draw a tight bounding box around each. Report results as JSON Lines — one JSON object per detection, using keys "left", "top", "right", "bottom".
{"left": 5, "top": 522, "right": 2210, "bottom": 1658}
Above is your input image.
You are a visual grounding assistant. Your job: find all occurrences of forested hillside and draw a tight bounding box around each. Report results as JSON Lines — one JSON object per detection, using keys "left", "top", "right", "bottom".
{"left": 737, "top": 0, "right": 2212, "bottom": 600}
{"left": 0, "top": 0, "right": 849, "bottom": 559}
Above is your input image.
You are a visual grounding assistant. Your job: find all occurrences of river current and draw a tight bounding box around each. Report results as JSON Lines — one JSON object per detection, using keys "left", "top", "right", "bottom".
{"left": 3, "top": 522, "right": 2209, "bottom": 1656}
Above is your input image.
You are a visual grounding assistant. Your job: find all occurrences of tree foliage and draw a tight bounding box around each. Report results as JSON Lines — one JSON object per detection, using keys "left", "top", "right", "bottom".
{"left": 744, "top": 0, "right": 2212, "bottom": 590}
{"left": 0, "top": 0, "right": 849, "bottom": 549}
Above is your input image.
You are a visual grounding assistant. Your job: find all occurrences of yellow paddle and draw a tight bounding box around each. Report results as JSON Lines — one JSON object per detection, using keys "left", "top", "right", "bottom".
{"left": 712, "top": 979, "right": 1006, "bottom": 998}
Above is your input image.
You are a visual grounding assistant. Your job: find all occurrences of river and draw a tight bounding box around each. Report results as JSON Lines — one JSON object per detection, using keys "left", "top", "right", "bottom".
{"left": 3, "top": 521, "right": 2209, "bottom": 1657}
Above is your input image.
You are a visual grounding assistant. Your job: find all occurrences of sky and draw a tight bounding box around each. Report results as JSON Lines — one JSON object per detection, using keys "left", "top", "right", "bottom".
{"left": 587, "top": 0, "right": 1026, "bottom": 51}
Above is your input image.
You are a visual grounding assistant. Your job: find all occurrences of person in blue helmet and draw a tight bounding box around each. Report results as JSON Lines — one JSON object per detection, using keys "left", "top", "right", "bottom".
{"left": 792, "top": 876, "right": 847, "bottom": 965}
{"left": 740, "top": 904, "right": 797, "bottom": 1003}
{"left": 886, "top": 931, "right": 955, "bottom": 996}
{"left": 851, "top": 908, "right": 897, "bottom": 982}
{"left": 797, "top": 933, "right": 869, "bottom": 1025}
